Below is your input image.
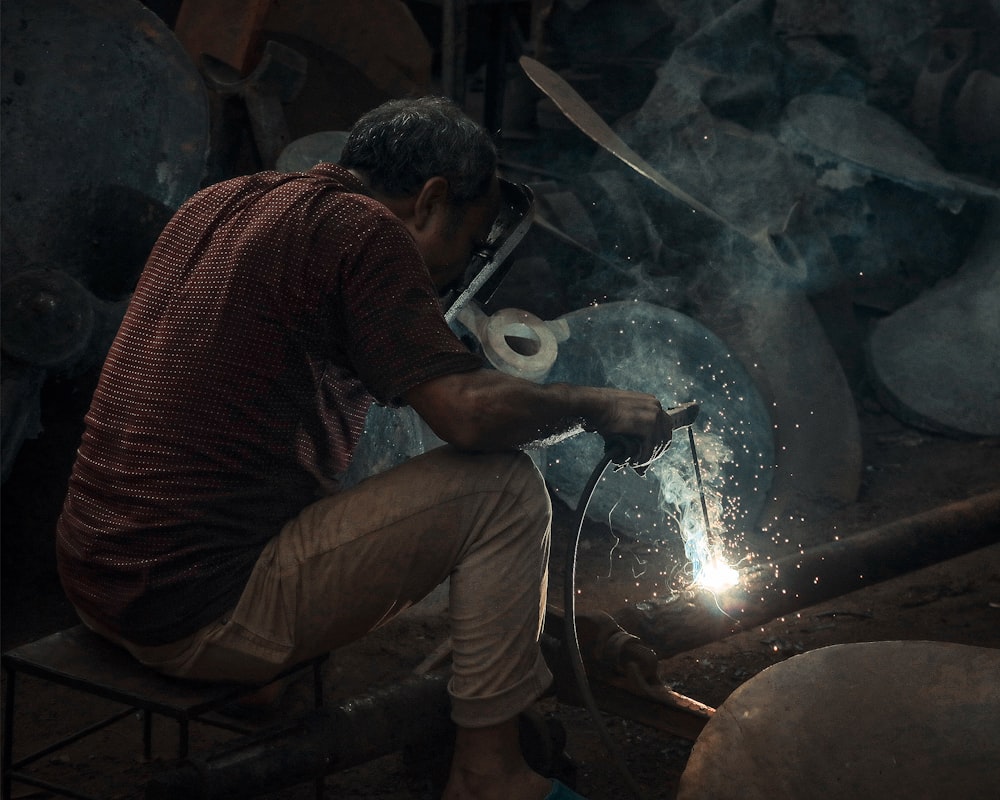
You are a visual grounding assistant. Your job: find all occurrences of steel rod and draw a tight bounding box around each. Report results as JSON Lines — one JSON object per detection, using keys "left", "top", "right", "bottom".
{"left": 616, "top": 489, "right": 1000, "bottom": 657}
{"left": 145, "top": 674, "right": 451, "bottom": 800}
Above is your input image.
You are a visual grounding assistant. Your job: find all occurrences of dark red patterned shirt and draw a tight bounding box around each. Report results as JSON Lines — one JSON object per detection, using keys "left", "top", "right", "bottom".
{"left": 56, "top": 165, "right": 481, "bottom": 644}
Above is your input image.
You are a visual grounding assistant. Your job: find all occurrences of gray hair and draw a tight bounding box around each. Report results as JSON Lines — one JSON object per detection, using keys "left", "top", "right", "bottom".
{"left": 339, "top": 96, "right": 497, "bottom": 206}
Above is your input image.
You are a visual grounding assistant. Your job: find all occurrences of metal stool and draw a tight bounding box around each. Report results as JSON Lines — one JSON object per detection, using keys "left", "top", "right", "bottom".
{"left": 2, "top": 624, "right": 326, "bottom": 800}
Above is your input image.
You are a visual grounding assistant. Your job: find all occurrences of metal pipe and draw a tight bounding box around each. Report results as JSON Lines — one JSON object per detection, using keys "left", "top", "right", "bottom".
{"left": 145, "top": 673, "right": 451, "bottom": 800}
{"left": 616, "top": 489, "right": 1000, "bottom": 657}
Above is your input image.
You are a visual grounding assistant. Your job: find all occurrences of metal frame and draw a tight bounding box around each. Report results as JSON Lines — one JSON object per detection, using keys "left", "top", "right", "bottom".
{"left": 2, "top": 626, "right": 326, "bottom": 800}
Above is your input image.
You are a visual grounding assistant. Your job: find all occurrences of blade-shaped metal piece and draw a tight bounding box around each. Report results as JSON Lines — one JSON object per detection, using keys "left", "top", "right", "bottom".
{"left": 518, "top": 55, "right": 788, "bottom": 261}
{"left": 518, "top": 57, "right": 732, "bottom": 224}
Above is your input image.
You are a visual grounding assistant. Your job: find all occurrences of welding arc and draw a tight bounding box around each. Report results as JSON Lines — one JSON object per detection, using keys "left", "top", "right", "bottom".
{"left": 564, "top": 449, "right": 648, "bottom": 800}
{"left": 688, "top": 426, "right": 713, "bottom": 537}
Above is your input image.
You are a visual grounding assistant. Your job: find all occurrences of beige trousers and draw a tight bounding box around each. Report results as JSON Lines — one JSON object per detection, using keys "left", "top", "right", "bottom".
{"left": 83, "top": 447, "right": 554, "bottom": 728}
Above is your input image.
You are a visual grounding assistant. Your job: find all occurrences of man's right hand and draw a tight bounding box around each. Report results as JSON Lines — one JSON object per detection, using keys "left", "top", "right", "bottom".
{"left": 584, "top": 388, "right": 675, "bottom": 473}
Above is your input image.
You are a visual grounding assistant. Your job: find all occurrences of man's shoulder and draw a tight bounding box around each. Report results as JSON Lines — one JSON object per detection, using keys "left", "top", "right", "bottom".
{"left": 301, "top": 164, "right": 402, "bottom": 225}
{"left": 172, "top": 165, "right": 413, "bottom": 261}
{"left": 306, "top": 162, "right": 362, "bottom": 190}
{"left": 190, "top": 164, "right": 371, "bottom": 211}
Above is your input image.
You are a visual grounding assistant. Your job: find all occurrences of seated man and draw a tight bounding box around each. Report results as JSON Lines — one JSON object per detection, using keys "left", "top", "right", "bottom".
{"left": 56, "top": 96, "right": 676, "bottom": 800}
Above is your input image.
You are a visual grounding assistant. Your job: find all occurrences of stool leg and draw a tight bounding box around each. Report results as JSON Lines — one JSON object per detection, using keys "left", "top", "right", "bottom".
{"left": 313, "top": 659, "right": 323, "bottom": 709}
{"left": 178, "top": 720, "right": 190, "bottom": 759}
{"left": 2, "top": 666, "right": 16, "bottom": 800}
{"left": 143, "top": 709, "right": 153, "bottom": 760}
{"left": 312, "top": 659, "right": 325, "bottom": 798}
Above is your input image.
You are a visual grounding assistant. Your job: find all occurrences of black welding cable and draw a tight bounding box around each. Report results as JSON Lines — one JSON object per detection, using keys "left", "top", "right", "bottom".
{"left": 563, "top": 445, "right": 648, "bottom": 800}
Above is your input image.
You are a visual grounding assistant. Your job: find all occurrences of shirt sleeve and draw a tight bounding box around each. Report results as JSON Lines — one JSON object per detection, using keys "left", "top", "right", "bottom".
{"left": 325, "top": 199, "right": 483, "bottom": 405}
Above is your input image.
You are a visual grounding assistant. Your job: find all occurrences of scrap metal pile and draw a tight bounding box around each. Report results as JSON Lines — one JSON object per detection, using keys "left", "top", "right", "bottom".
{"left": 0, "top": 0, "right": 433, "bottom": 480}
{"left": 477, "top": 0, "right": 1000, "bottom": 661}
{"left": 505, "top": 0, "right": 999, "bottom": 518}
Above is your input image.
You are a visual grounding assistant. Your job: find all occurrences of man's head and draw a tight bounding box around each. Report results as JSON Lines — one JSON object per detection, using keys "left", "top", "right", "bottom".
{"left": 340, "top": 96, "right": 497, "bottom": 205}
{"left": 340, "top": 96, "right": 501, "bottom": 290}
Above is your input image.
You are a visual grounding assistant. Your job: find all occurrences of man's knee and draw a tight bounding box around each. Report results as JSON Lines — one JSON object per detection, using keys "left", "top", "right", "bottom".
{"left": 486, "top": 450, "right": 551, "bottom": 523}
{"left": 514, "top": 452, "right": 551, "bottom": 520}
{"left": 417, "top": 446, "right": 551, "bottom": 533}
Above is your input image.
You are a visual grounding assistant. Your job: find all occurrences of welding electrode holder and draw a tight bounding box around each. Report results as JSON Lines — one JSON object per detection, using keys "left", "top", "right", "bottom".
{"left": 666, "top": 400, "right": 700, "bottom": 430}
{"left": 604, "top": 401, "right": 701, "bottom": 475}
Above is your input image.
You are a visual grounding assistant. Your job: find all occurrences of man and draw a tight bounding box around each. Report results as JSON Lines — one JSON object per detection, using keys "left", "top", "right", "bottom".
{"left": 56, "top": 96, "right": 675, "bottom": 800}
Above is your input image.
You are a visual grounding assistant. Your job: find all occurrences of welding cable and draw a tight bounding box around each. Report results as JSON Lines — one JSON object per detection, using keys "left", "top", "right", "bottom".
{"left": 563, "top": 443, "right": 649, "bottom": 800}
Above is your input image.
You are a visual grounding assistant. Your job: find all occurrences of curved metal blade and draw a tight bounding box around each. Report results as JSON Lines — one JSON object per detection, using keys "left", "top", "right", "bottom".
{"left": 518, "top": 56, "right": 804, "bottom": 271}
{"left": 518, "top": 56, "right": 734, "bottom": 227}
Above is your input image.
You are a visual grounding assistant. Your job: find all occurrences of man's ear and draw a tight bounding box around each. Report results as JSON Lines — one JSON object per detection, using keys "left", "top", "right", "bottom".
{"left": 412, "top": 176, "right": 451, "bottom": 231}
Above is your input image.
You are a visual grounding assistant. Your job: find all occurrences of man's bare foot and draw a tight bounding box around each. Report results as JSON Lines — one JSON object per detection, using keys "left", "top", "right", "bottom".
{"left": 441, "top": 719, "right": 554, "bottom": 800}
{"left": 443, "top": 764, "right": 551, "bottom": 800}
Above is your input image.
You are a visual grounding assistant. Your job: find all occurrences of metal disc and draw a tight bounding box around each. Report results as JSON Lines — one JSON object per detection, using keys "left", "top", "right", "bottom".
{"left": 678, "top": 641, "right": 1000, "bottom": 800}
{"left": 1, "top": 270, "right": 95, "bottom": 368}
{"left": 1, "top": 0, "right": 209, "bottom": 289}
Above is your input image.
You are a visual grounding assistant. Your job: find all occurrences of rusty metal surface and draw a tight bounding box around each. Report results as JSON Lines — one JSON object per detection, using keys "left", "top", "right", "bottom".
{"left": 201, "top": 39, "right": 308, "bottom": 169}
{"left": 264, "top": 0, "right": 432, "bottom": 98}
{"left": 677, "top": 641, "right": 1000, "bottom": 800}
{"left": 174, "top": 0, "right": 274, "bottom": 74}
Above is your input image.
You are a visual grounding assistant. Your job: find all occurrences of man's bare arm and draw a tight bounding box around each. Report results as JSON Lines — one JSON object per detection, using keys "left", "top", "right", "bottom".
{"left": 404, "top": 368, "right": 674, "bottom": 466}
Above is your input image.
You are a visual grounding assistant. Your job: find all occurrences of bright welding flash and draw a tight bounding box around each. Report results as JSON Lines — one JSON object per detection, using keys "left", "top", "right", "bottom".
{"left": 696, "top": 558, "right": 740, "bottom": 593}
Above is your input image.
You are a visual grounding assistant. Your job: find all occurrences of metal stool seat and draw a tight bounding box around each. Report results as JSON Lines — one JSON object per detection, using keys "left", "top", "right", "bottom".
{"left": 2, "top": 624, "right": 326, "bottom": 800}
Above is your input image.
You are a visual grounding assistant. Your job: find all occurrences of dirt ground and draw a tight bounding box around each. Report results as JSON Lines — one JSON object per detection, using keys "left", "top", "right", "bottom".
{"left": 2, "top": 391, "right": 999, "bottom": 800}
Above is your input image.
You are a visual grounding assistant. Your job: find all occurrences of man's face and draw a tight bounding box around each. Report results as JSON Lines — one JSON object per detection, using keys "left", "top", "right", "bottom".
{"left": 421, "top": 177, "right": 502, "bottom": 292}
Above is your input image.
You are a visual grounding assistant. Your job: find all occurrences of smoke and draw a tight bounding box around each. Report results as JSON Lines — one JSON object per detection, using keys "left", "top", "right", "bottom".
{"left": 648, "top": 436, "right": 740, "bottom": 592}
{"left": 543, "top": 299, "right": 774, "bottom": 593}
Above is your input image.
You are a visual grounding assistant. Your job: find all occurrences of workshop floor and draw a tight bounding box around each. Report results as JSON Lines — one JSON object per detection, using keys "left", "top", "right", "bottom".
{"left": 2, "top": 399, "right": 998, "bottom": 800}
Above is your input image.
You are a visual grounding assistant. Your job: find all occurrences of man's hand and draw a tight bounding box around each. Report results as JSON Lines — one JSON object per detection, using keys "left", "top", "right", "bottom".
{"left": 586, "top": 390, "right": 671, "bottom": 474}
